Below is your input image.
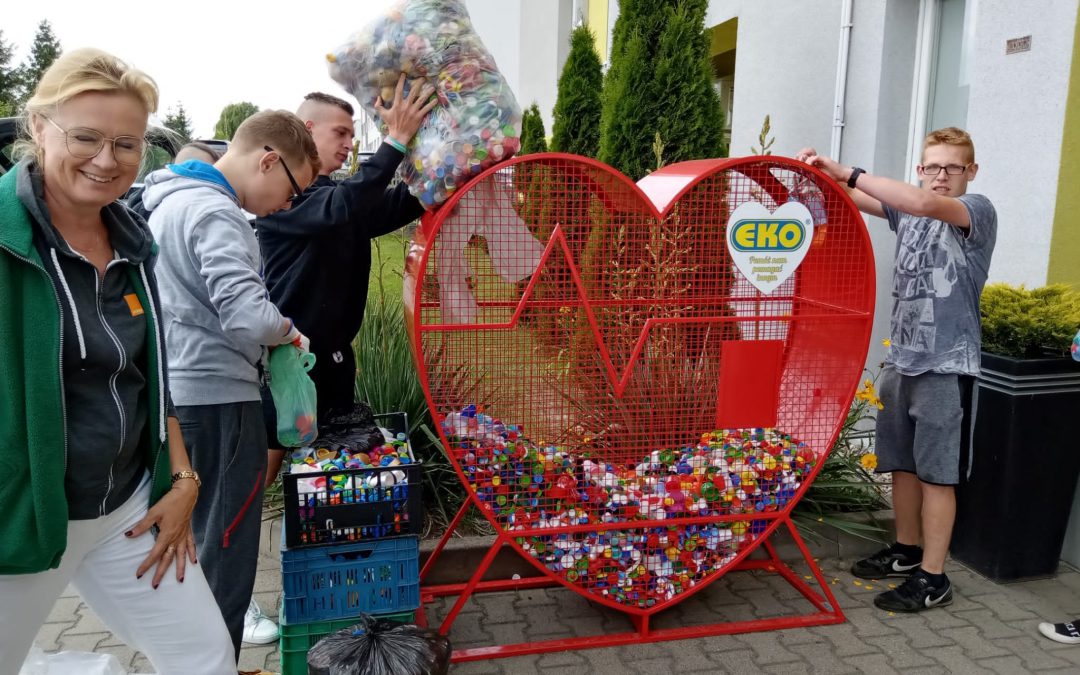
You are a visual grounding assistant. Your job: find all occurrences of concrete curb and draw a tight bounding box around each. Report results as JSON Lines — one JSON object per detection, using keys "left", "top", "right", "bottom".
{"left": 417, "top": 510, "right": 896, "bottom": 586}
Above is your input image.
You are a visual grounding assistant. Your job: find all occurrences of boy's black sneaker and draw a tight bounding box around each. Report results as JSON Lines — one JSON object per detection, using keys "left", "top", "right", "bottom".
{"left": 850, "top": 543, "right": 923, "bottom": 579}
{"left": 873, "top": 569, "right": 953, "bottom": 612}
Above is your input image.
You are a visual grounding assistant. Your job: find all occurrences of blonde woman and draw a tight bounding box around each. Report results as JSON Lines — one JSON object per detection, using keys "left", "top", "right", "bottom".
{"left": 0, "top": 48, "right": 234, "bottom": 673}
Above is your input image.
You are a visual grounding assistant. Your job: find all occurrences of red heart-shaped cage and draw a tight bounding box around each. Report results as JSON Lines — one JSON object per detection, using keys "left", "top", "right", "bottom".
{"left": 405, "top": 153, "right": 874, "bottom": 616}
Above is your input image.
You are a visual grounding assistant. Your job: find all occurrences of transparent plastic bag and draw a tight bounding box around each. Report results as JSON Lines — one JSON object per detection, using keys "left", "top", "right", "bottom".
{"left": 327, "top": 0, "right": 522, "bottom": 208}
{"left": 268, "top": 345, "right": 318, "bottom": 447}
{"left": 19, "top": 646, "right": 128, "bottom": 675}
{"left": 306, "top": 614, "right": 451, "bottom": 675}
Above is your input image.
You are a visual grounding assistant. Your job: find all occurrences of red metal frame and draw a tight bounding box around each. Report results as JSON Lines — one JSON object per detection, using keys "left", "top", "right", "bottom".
{"left": 403, "top": 152, "right": 873, "bottom": 659}
{"left": 416, "top": 500, "right": 845, "bottom": 662}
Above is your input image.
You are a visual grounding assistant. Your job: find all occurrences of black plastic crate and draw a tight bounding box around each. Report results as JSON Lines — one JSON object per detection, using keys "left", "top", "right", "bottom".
{"left": 283, "top": 412, "right": 423, "bottom": 548}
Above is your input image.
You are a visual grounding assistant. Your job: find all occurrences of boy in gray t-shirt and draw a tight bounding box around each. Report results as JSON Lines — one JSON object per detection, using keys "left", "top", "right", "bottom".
{"left": 797, "top": 127, "right": 997, "bottom": 613}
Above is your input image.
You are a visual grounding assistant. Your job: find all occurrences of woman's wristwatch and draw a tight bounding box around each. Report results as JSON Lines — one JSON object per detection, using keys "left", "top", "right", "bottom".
{"left": 171, "top": 470, "right": 201, "bottom": 488}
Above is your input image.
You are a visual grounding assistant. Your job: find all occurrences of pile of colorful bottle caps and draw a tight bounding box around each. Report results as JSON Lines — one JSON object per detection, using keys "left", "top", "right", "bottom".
{"left": 440, "top": 404, "right": 819, "bottom": 606}
{"left": 327, "top": 0, "right": 522, "bottom": 207}
{"left": 286, "top": 434, "right": 415, "bottom": 504}
{"left": 517, "top": 524, "right": 755, "bottom": 606}
{"left": 441, "top": 405, "right": 816, "bottom": 526}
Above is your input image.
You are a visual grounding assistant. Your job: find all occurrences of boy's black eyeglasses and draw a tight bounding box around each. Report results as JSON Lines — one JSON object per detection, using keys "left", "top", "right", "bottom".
{"left": 921, "top": 163, "right": 971, "bottom": 176}
{"left": 264, "top": 145, "right": 303, "bottom": 202}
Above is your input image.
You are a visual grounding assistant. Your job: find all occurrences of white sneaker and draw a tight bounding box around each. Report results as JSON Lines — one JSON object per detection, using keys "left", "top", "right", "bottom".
{"left": 242, "top": 598, "right": 279, "bottom": 645}
{"left": 1039, "top": 619, "right": 1080, "bottom": 644}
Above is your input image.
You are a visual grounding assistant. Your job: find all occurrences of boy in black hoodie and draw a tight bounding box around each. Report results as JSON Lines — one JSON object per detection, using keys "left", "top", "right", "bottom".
{"left": 256, "top": 76, "right": 435, "bottom": 483}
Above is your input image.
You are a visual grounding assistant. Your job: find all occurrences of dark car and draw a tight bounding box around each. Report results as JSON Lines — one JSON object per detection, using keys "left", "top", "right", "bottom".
{"left": 0, "top": 116, "right": 182, "bottom": 198}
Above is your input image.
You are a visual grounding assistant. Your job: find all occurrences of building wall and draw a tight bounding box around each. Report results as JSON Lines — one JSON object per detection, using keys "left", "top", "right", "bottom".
{"left": 705, "top": 1, "right": 840, "bottom": 160}
{"left": 704, "top": 0, "right": 1078, "bottom": 361}
{"left": 965, "top": 0, "right": 1080, "bottom": 287}
{"left": 466, "top": 0, "right": 522, "bottom": 101}
{"left": 1049, "top": 9, "right": 1080, "bottom": 289}
{"left": 465, "top": 0, "right": 573, "bottom": 133}
{"left": 704, "top": 0, "right": 921, "bottom": 368}
{"left": 469, "top": 0, "right": 1079, "bottom": 369}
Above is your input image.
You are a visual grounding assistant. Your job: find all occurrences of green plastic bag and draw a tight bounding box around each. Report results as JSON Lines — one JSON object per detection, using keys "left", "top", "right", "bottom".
{"left": 268, "top": 345, "right": 318, "bottom": 447}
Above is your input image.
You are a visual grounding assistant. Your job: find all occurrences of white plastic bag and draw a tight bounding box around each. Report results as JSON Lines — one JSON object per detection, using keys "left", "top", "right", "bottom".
{"left": 20, "top": 647, "right": 128, "bottom": 675}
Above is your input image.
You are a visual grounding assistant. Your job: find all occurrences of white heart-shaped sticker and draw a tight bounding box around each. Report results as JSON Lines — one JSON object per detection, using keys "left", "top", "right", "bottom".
{"left": 726, "top": 201, "right": 815, "bottom": 295}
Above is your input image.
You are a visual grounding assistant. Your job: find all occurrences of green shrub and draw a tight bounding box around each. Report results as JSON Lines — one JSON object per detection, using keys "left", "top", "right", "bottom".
{"left": 980, "top": 283, "right": 1080, "bottom": 358}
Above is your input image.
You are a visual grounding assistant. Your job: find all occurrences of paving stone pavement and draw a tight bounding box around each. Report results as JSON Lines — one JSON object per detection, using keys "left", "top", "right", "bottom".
{"left": 30, "top": 518, "right": 1080, "bottom": 674}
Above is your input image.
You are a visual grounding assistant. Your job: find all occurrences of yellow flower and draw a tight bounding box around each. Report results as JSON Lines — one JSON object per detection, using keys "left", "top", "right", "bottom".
{"left": 861, "top": 453, "right": 878, "bottom": 470}
{"left": 855, "top": 380, "right": 884, "bottom": 410}
{"left": 882, "top": 338, "right": 892, "bottom": 347}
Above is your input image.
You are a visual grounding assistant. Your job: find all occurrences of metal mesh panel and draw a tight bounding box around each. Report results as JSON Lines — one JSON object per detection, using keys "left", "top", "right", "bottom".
{"left": 405, "top": 154, "right": 874, "bottom": 613}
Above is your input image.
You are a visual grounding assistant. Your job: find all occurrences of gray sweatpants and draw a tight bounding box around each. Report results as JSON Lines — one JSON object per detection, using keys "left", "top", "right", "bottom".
{"left": 874, "top": 366, "right": 973, "bottom": 485}
{"left": 176, "top": 401, "right": 267, "bottom": 662}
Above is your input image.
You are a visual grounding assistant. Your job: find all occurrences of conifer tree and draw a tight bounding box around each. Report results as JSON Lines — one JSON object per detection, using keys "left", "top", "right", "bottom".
{"left": 599, "top": 0, "right": 725, "bottom": 179}
{"left": 551, "top": 25, "right": 603, "bottom": 157}
{"left": 16, "top": 21, "right": 62, "bottom": 105}
{"left": 520, "top": 103, "right": 548, "bottom": 154}
{"left": 163, "top": 103, "right": 195, "bottom": 144}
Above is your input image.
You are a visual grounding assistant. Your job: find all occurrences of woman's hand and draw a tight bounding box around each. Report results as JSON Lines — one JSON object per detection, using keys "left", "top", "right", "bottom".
{"left": 128, "top": 478, "right": 199, "bottom": 588}
{"left": 375, "top": 72, "right": 438, "bottom": 147}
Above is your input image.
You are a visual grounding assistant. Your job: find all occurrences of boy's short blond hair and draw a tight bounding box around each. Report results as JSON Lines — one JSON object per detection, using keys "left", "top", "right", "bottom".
{"left": 923, "top": 127, "right": 975, "bottom": 164}
{"left": 232, "top": 110, "right": 321, "bottom": 177}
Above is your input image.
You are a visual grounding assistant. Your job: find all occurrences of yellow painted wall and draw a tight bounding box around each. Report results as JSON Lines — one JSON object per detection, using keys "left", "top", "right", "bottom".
{"left": 588, "top": 0, "right": 609, "bottom": 63}
{"left": 1048, "top": 14, "right": 1080, "bottom": 289}
{"left": 710, "top": 18, "right": 738, "bottom": 57}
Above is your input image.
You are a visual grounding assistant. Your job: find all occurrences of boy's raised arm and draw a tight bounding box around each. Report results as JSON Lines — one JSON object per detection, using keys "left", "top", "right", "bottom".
{"left": 796, "top": 147, "right": 972, "bottom": 228}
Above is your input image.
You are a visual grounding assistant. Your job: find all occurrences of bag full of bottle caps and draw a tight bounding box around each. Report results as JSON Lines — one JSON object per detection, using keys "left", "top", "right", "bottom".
{"left": 327, "top": 0, "right": 523, "bottom": 208}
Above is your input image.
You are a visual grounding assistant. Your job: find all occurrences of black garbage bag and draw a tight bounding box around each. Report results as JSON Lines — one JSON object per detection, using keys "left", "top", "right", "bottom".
{"left": 318, "top": 402, "right": 385, "bottom": 455}
{"left": 306, "top": 614, "right": 452, "bottom": 675}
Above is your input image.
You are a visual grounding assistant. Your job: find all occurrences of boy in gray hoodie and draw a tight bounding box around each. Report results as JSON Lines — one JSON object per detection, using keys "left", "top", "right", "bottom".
{"left": 142, "top": 110, "right": 319, "bottom": 659}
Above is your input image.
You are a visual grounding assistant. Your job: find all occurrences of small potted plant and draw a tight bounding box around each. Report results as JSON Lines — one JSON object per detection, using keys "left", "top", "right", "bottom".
{"left": 951, "top": 283, "right": 1080, "bottom": 581}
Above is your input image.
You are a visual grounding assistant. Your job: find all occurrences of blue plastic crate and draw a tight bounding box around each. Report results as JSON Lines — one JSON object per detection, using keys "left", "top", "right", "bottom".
{"left": 281, "top": 534, "right": 420, "bottom": 624}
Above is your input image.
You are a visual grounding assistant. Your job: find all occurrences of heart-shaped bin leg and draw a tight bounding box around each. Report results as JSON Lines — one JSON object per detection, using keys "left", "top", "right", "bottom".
{"left": 406, "top": 153, "right": 874, "bottom": 616}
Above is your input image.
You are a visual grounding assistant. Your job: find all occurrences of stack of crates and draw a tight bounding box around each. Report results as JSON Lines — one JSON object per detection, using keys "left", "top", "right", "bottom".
{"left": 278, "top": 412, "right": 422, "bottom": 675}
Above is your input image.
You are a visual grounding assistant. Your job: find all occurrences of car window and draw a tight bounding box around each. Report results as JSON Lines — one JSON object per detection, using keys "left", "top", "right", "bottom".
{"left": 137, "top": 129, "right": 177, "bottom": 183}
{"left": 0, "top": 120, "right": 179, "bottom": 180}
{"left": 0, "top": 145, "right": 13, "bottom": 176}
{"left": 0, "top": 118, "right": 18, "bottom": 176}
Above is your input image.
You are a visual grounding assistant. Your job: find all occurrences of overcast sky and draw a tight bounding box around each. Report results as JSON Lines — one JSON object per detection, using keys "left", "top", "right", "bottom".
{"left": 4, "top": 0, "right": 397, "bottom": 137}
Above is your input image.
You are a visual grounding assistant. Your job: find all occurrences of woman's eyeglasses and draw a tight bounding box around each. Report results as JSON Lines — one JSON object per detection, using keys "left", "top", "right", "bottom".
{"left": 44, "top": 117, "right": 146, "bottom": 166}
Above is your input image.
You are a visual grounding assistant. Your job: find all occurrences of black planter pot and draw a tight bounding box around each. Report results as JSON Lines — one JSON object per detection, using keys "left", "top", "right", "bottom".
{"left": 951, "top": 352, "right": 1080, "bottom": 581}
